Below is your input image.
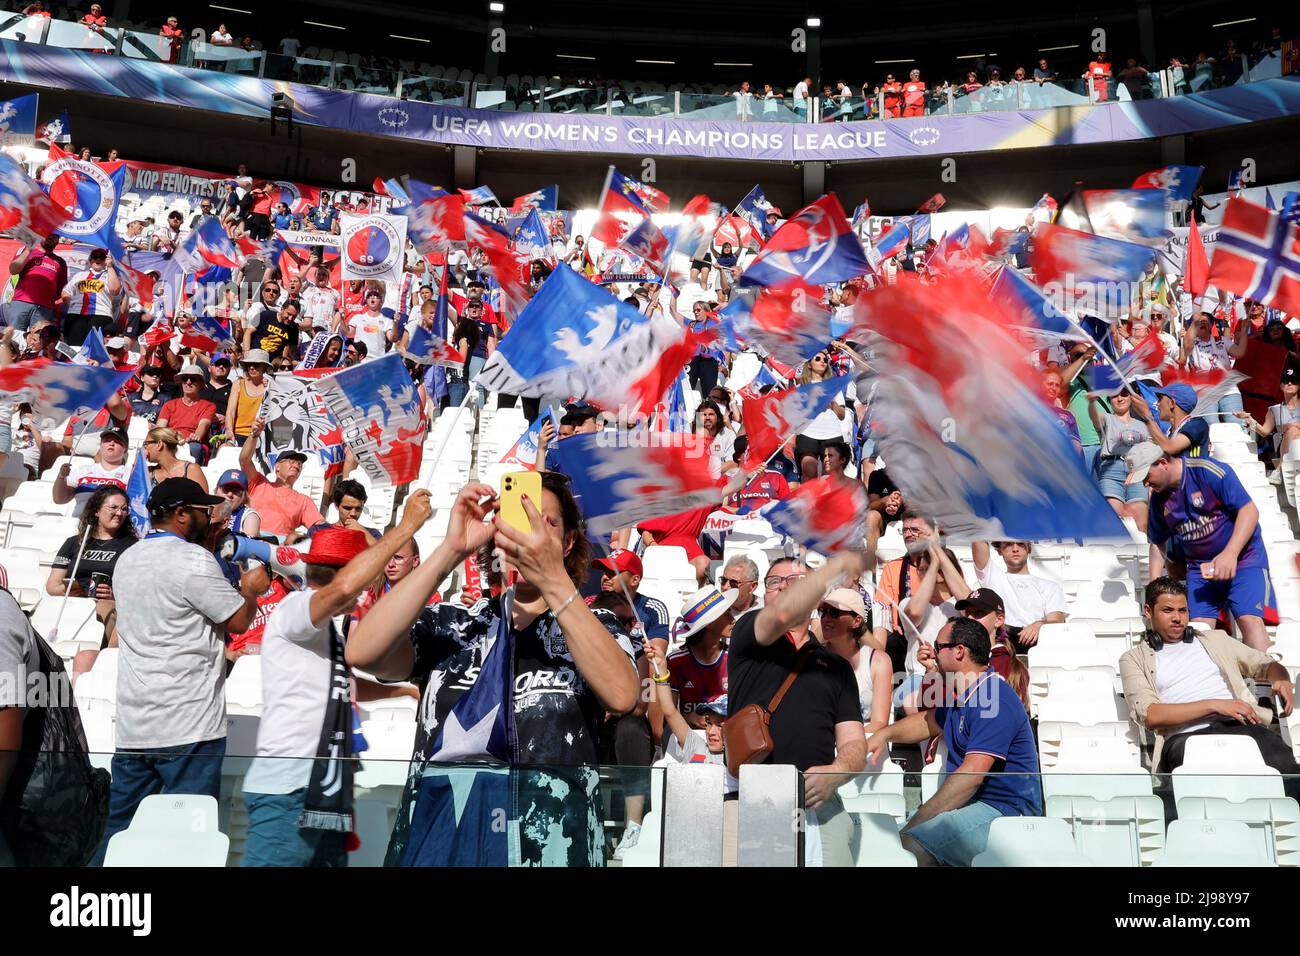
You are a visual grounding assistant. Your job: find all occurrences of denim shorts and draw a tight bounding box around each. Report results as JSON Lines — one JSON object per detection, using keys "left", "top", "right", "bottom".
{"left": 1096, "top": 456, "right": 1148, "bottom": 503}
{"left": 905, "top": 800, "right": 1004, "bottom": 866}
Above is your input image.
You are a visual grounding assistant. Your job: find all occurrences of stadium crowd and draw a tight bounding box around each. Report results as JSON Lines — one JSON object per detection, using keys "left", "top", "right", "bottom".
{"left": 1, "top": 126, "right": 1300, "bottom": 869}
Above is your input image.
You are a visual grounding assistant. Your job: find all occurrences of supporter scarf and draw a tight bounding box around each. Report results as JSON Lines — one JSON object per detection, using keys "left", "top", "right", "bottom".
{"left": 298, "top": 332, "right": 344, "bottom": 370}
{"left": 298, "top": 621, "right": 355, "bottom": 832}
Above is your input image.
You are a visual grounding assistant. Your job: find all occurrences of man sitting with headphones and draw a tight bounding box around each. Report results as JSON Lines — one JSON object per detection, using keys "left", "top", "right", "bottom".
{"left": 1119, "top": 576, "right": 1297, "bottom": 776}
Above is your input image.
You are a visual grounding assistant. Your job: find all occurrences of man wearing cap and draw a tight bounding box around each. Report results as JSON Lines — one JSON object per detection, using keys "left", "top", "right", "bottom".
{"left": 53, "top": 426, "right": 129, "bottom": 517}
{"left": 594, "top": 549, "right": 671, "bottom": 652}
{"left": 239, "top": 420, "right": 326, "bottom": 544}
{"left": 216, "top": 468, "right": 261, "bottom": 539}
{"left": 1126, "top": 440, "right": 1275, "bottom": 650}
{"left": 242, "top": 490, "right": 433, "bottom": 867}
{"left": 93, "top": 477, "right": 268, "bottom": 864}
{"left": 954, "top": 587, "right": 1023, "bottom": 694}
{"left": 158, "top": 364, "right": 217, "bottom": 465}
{"left": 971, "top": 540, "right": 1067, "bottom": 651}
{"left": 729, "top": 552, "right": 868, "bottom": 866}
{"left": 203, "top": 356, "right": 234, "bottom": 432}
{"left": 1129, "top": 380, "right": 1210, "bottom": 459}
{"left": 667, "top": 585, "right": 734, "bottom": 721}
{"left": 61, "top": 246, "right": 121, "bottom": 348}
{"left": 867, "top": 617, "right": 1042, "bottom": 866}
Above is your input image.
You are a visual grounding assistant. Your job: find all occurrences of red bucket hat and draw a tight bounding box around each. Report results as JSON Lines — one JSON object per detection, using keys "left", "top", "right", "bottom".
{"left": 305, "top": 527, "right": 370, "bottom": 567}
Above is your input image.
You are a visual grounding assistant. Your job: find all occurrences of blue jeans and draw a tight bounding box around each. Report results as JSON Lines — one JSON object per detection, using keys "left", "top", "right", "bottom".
{"left": 448, "top": 355, "right": 487, "bottom": 406}
{"left": 2, "top": 300, "right": 54, "bottom": 332}
{"left": 1080, "top": 443, "right": 1101, "bottom": 481}
{"left": 243, "top": 789, "right": 348, "bottom": 867}
{"left": 90, "top": 738, "right": 226, "bottom": 866}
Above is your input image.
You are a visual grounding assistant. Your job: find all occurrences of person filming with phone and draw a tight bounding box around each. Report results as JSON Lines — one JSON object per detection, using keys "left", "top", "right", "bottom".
{"left": 347, "top": 472, "right": 640, "bottom": 867}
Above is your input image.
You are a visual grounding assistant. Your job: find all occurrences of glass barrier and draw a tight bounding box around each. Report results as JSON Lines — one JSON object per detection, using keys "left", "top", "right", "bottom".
{"left": 43, "top": 17, "right": 117, "bottom": 54}
{"left": 473, "top": 82, "right": 534, "bottom": 111}
{"left": 0, "top": 12, "right": 50, "bottom": 43}
{"left": 401, "top": 75, "right": 468, "bottom": 107}
{"left": 677, "top": 92, "right": 747, "bottom": 121}
{"left": 822, "top": 95, "right": 868, "bottom": 122}
{"left": 117, "top": 26, "right": 171, "bottom": 63}
{"left": 752, "top": 95, "right": 809, "bottom": 123}
{"left": 610, "top": 91, "right": 676, "bottom": 119}
{"left": 186, "top": 42, "right": 264, "bottom": 76}
{"left": 539, "top": 85, "right": 608, "bottom": 115}
{"left": 333, "top": 63, "right": 401, "bottom": 97}
{"left": 6, "top": 748, "right": 1299, "bottom": 867}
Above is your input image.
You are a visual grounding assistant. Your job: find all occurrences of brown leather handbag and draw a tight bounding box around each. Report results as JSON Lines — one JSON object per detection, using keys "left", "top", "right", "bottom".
{"left": 722, "top": 644, "right": 812, "bottom": 778}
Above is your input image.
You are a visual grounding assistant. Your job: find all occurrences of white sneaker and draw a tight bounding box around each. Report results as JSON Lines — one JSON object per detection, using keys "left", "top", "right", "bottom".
{"left": 1268, "top": 471, "right": 1283, "bottom": 486}
{"left": 612, "top": 821, "right": 642, "bottom": 860}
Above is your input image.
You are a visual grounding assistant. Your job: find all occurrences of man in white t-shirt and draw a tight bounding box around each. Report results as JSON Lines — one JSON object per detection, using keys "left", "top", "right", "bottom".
{"left": 299, "top": 266, "right": 340, "bottom": 332}
{"left": 347, "top": 289, "right": 395, "bottom": 358}
{"left": 92, "top": 477, "right": 265, "bottom": 865}
{"left": 971, "top": 540, "right": 1066, "bottom": 652}
{"left": 241, "top": 491, "right": 432, "bottom": 867}
{"left": 793, "top": 76, "right": 811, "bottom": 110}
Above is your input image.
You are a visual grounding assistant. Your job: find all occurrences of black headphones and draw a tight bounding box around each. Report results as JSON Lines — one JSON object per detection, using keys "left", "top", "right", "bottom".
{"left": 1146, "top": 628, "right": 1194, "bottom": 650}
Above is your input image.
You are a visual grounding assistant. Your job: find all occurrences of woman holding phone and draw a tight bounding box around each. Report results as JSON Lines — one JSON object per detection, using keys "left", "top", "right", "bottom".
{"left": 347, "top": 472, "right": 640, "bottom": 867}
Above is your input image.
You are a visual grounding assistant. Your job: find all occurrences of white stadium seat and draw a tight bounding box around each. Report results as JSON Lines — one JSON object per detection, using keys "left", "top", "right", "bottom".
{"left": 973, "top": 817, "right": 1098, "bottom": 866}
{"left": 104, "top": 794, "right": 229, "bottom": 867}
{"left": 1156, "top": 820, "right": 1276, "bottom": 867}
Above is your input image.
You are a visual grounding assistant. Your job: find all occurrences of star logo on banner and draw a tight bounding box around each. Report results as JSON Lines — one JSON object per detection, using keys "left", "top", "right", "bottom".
{"left": 433, "top": 703, "right": 502, "bottom": 765}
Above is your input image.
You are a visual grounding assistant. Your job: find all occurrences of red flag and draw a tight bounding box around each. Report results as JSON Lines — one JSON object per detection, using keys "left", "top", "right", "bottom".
{"left": 625, "top": 328, "right": 712, "bottom": 418}
{"left": 917, "top": 193, "right": 946, "bottom": 214}
{"left": 1185, "top": 216, "right": 1209, "bottom": 296}
{"left": 590, "top": 186, "right": 650, "bottom": 247}
{"left": 371, "top": 177, "right": 389, "bottom": 196}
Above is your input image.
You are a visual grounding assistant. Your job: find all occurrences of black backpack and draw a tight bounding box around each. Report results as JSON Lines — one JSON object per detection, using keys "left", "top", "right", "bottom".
{"left": 0, "top": 590, "right": 110, "bottom": 866}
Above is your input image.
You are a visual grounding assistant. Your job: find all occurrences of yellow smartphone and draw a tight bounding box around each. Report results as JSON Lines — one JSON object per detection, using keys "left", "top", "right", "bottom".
{"left": 499, "top": 471, "right": 542, "bottom": 534}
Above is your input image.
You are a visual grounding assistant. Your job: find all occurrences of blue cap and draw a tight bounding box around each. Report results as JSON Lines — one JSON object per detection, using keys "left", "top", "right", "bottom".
{"left": 1154, "top": 382, "right": 1197, "bottom": 413}
{"left": 217, "top": 468, "right": 247, "bottom": 490}
{"left": 695, "top": 695, "right": 728, "bottom": 717}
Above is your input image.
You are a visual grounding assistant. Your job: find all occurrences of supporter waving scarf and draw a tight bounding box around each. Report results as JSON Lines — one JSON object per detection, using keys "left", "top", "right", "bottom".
{"left": 297, "top": 622, "right": 355, "bottom": 834}
{"left": 298, "top": 332, "right": 344, "bottom": 371}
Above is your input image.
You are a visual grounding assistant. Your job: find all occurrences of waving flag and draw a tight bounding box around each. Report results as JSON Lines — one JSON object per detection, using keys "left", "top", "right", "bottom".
{"left": 476, "top": 263, "right": 682, "bottom": 410}
{"left": 36, "top": 109, "right": 71, "bottom": 145}
{"left": 512, "top": 208, "right": 548, "bottom": 256}
{"left": 190, "top": 215, "right": 244, "bottom": 268}
{"left": 404, "top": 323, "right": 465, "bottom": 367}
{"left": 615, "top": 174, "right": 669, "bottom": 215}
{"left": 0, "top": 93, "right": 38, "bottom": 148}
{"left": 1090, "top": 333, "right": 1167, "bottom": 396}
{"left": 1081, "top": 189, "right": 1169, "bottom": 246}
{"left": 740, "top": 194, "right": 870, "bottom": 288}
{"left": 872, "top": 220, "right": 910, "bottom": 262}
{"left": 181, "top": 315, "right": 236, "bottom": 353}
{"left": 736, "top": 184, "right": 776, "bottom": 240}
{"left": 1280, "top": 192, "right": 1300, "bottom": 226}
{"left": 653, "top": 371, "right": 690, "bottom": 432}
{"left": 721, "top": 279, "right": 834, "bottom": 365}
{"left": 500, "top": 406, "right": 561, "bottom": 468}
{"left": 853, "top": 273, "right": 1126, "bottom": 541}
{"left": 1185, "top": 216, "right": 1209, "bottom": 296}
{"left": 917, "top": 193, "right": 946, "bottom": 214}
{"left": 0, "top": 358, "right": 134, "bottom": 429}
{"left": 340, "top": 212, "right": 408, "bottom": 285}
{"left": 591, "top": 169, "right": 651, "bottom": 247}
{"left": 851, "top": 198, "right": 872, "bottom": 230}
{"left": 459, "top": 185, "right": 499, "bottom": 206}
{"left": 126, "top": 450, "right": 151, "bottom": 537}
{"left": 988, "top": 227, "right": 1030, "bottom": 260}
{"left": 551, "top": 432, "right": 725, "bottom": 536}
{"left": 1031, "top": 223, "right": 1157, "bottom": 288}
{"left": 738, "top": 362, "right": 788, "bottom": 400}
{"left": 510, "top": 185, "right": 558, "bottom": 213}
{"left": 39, "top": 144, "right": 125, "bottom": 248}
{"left": 1206, "top": 196, "right": 1300, "bottom": 317}
{"left": 619, "top": 214, "right": 671, "bottom": 273}
{"left": 1032, "top": 193, "right": 1059, "bottom": 218}
{"left": 712, "top": 213, "right": 759, "bottom": 251}
{"left": 0, "top": 152, "right": 67, "bottom": 241}
{"left": 742, "top": 376, "right": 848, "bottom": 467}
{"left": 1131, "top": 165, "right": 1202, "bottom": 203}
{"left": 987, "top": 266, "right": 1083, "bottom": 341}
{"left": 761, "top": 477, "right": 868, "bottom": 554}
{"left": 1227, "top": 168, "right": 1246, "bottom": 194}
{"left": 311, "top": 353, "right": 424, "bottom": 487}
{"left": 464, "top": 211, "right": 532, "bottom": 318}
{"left": 73, "top": 327, "right": 112, "bottom": 367}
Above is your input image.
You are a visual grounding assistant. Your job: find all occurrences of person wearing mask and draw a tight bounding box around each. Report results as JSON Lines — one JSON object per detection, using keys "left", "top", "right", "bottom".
{"left": 52, "top": 426, "right": 129, "bottom": 517}
{"left": 241, "top": 493, "right": 433, "bottom": 867}
{"left": 866, "top": 617, "right": 1042, "bottom": 866}
{"left": 143, "top": 425, "right": 208, "bottom": 490}
{"left": 5, "top": 235, "right": 66, "bottom": 332}
{"left": 728, "top": 553, "right": 868, "bottom": 866}
{"left": 91, "top": 477, "right": 266, "bottom": 864}
{"left": 226, "top": 349, "right": 271, "bottom": 445}
{"left": 346, "top": 475, "right": 639, "bottom": 867}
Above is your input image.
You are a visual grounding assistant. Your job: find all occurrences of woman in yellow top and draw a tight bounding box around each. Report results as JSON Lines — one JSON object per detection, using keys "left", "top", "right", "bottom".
{"left": 226, "top": 347, "right": 272, "bottom": 444}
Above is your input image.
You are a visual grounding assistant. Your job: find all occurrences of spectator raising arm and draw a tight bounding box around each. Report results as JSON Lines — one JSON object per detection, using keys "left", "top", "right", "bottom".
{"left": 754, "top": 549, "right": 870, "bottom": 646}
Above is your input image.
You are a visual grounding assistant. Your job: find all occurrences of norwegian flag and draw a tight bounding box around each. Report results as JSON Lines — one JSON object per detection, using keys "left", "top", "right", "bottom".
{"left": 311, "top": 353, "right": 425, "bottom": 487}
{"left": 1207, "top": 197, "right": 1300, "bottom": 317}
{"left": 760, "top": 477, "right": 868, "bottom": 554}
{"left": 721, "top": 278, "right": 834, "bottom": 365}
{"left": 741, "top": 376, "right": 848, "bottom": 467}
{"left": 0, "top": 153, "right": 67, "bottom": 241}
{"left": 1090, "top": 333, "right": 1167, "bottom": 396}
{"left": 550, "top": 432, "right": 726, "bottom": 536}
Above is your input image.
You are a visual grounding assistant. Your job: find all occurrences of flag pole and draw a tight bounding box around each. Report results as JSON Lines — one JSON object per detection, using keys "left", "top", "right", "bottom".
{"left": 421, "top": 386, "right": 475, "bottom": 491}
{"left": 48, "top": 524, "right": 92, "bottom": 644}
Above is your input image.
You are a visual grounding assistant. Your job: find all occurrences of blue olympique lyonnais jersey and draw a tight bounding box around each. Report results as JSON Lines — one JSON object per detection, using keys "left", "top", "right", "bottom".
{"left": 1148, "top": 457, "right": 1266, "bottom": 568}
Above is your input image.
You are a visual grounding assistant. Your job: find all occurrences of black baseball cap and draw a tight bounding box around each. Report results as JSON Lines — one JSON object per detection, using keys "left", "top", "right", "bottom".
{"left": 276, "top": 450, "right": 309, "bottom": 463}
{"left": 955, "top": 587, "right": 1005, "bottom": 616}
{"left": 147, "top": 477, "right": 224, "bottom": 514}
{"left": 1283, "top": 367, "right": 1299, "bottom": 385}
{"left": 99, "top": 426, "right": 128, "bottom": 446}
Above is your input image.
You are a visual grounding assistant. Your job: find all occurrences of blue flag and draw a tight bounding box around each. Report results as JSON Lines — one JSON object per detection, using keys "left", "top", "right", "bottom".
{"left": 73, "top": 327, "right": 111, "bottom": 366}
{"left": 736, "top": 184, "right": 776, "bottom": 240}
{"left": 426, "top": 596, "right": 513, "bottom": 763}
{"left": 45, "top": 156, "right": 125, "bottom": 248}
{"left": 126, "top": 450, "right": 152, "bottom": 537}
{"left": 0, "top": 359, "right": 133, "bottom": 429}
{"left": 988, "top": 266, "right": 1081, "bottom": 340}
{"left": 740, "top": 194, "right": 871, "bottom": 289}
{"left": 512, "top": 208, "right": 548, "bottom": 256}
{"left": 1082, "top": 189, "right": 1169, "bottom": 246}
{"left": 0, "top": 93, "right": 38, "bottom": 147}
{"left": 1282, "top": 192, "right": 1300, "bottom": 226}
{"left": 36, "top": 109, "right": 71, "bottom": 145}
{"left": 501, "top": 406, "right": 561, "bottom": 467}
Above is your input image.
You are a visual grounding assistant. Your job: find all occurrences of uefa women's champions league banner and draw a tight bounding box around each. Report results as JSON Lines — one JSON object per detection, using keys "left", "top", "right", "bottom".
{"left": 4, "top": 40, "right": 1300, "bottom": 162}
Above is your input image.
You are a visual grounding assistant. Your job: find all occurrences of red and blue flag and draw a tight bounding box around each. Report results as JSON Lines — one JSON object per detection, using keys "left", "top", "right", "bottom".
{"left": 741, "top": 376, "right": 848, "bottom": 467}
{"left": 1131, "top": 165, "right": 1202, "bottom": 203}
{"left": 311, "top": 353, "right": 425, "bottom": 487}
{"left": 740, "top": 194, "right": 870, "bottom": 289}
{"left": 760, "top": 477, "right": 868, "bottom": 555}
{"left": 1207, "top": 196, "right": 1300, "bottom": 317}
